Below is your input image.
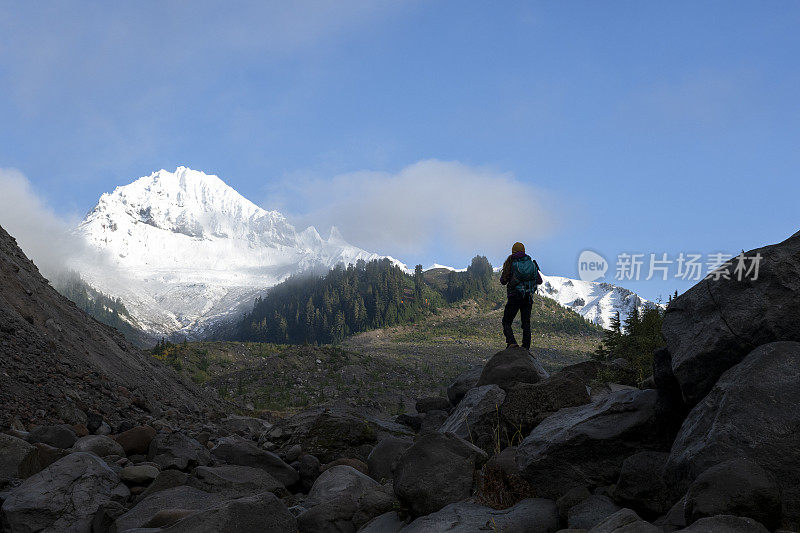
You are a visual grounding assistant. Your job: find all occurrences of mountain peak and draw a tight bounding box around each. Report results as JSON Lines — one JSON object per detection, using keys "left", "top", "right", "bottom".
{"left": 73, "top": 168, "right": 384, "bottom": 337}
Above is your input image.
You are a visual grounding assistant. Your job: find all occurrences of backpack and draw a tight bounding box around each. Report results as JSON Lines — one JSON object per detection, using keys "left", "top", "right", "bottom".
{"left": 511, "top": 256, "right": 541, "bottom": 297}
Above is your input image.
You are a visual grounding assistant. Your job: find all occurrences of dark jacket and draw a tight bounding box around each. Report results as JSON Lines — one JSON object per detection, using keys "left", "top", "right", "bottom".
{"left": 500, "top": 253, "right": 541, "bottom": 296}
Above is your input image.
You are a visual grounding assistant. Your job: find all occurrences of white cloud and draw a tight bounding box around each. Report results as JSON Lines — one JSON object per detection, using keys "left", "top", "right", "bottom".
{"left": 0, "top": 168, "right": 101, "bottom": 280}
{"left": 277, "top": 159, "right": 560, "bottom": 259}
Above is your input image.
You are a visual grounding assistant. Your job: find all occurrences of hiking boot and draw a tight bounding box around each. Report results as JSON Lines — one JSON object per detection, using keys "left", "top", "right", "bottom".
{"left": 506, "top": 343, "right": 519, "bottom": 349}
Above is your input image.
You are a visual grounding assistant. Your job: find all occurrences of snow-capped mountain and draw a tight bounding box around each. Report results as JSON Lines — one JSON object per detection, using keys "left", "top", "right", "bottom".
{"left": 536, "top": 274, "right": 655, "bottom": 329}
{"left": 73, "top": 167, "right": 386, "bottom": 337}
{"left": 431, "top": 264, "right": 655, "bottom": 328}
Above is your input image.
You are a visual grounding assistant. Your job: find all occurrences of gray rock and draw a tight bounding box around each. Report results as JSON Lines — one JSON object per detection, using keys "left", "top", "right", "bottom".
{"left": 568, "top": 495, "right": 620, "bottom": 530}
{"left": 86, "top": 411, "right": 104, "bottom": 434}
{"left": 677, "top": 514, "right": 770, "bottom": 533}
{"left": 394, "top": 432, "right": 487, "bottom": 516}
{"left": 92, "top": 501, "right": 126, "bottom": 532}
{"left": 72, "top": 434, "right": 126, "bottom": 457}
{"left": 352, "top": 489, "right": 395, "bottom": 529}
{"left": 438, "top": 384, "right": 505, "bottom": 454}
{"left": 366, "top": 436, "right": 412, "bottom": 482}
{"left": 271, "top": 406, "right": 412, "bottom": 464}
{"left": 283, "top": 443, "right": 303, "bottom": 463}
{"left": 416, "top": 397, "right": 451, "bottom": 414}
{"left": 137, "top": 469, "right": 189, "bottom": 501}
{"left": 114, "top": 425, "right": 157, "bottom": 456}
{"left": 297, "top": 494, "right": 357, "bottom": 533}
{"left": 517, "top": 389, "right": 669, "bottom": 499}
{"left": 684, "top": 458, "right": 781, "bottom": 530}
{"left": 501, "top": 371, "right": 591, "bottom": 436}
{"left": 611, "top": 452, "right": 671, "bottom": 518}
{"left": 659, "top": 496, "right": 687, "bottom": 532}
{"left": 210, "top": 436, "right": 298, "bottom": 487}
{"left": 148, "top": 491, "right": 296, "bottom": 533}
{"left": 0, "top": 433, "right": 39, "bottom": 484}
{"left": 147, "top": 432, "right": 210, "bottom": 471}
{"left": 661, "top": 230, "right": 800, "bottom": 406}
{"left": 121, "top": 464, "right": 160, "bottom": 485}
{"left": 306, "top": 465, "right": 381, "bottom": 508}
{"left": 188, "top": 464, "right": 284, "bottom": 498}
{"left": 476, "top": 347, "right": 549, "bottom": 391}
{"left": 294, "top": 453, "right": 321, "bottom": 493}
{"left": 2, "top": 452, "right": 129, "bottom": 533}
{"left": 218, "top": 415, "right": 273, "bottom": 440}
{"left": 446, "top": 365, "right": 483, "bottom": 406}
{"left": 664, "top": 342, "right": 800, "bottom": 523}
{"left": 399, "top": 498, "right": 559, "bottom": 532}
{"left": 111, "top": 486, "right": 224, "bottom": 533}
{"left": 589, "top": 508, "right": 659, "bottom": 533}
{"left": 26, "top": 424, "right": 76, "bottom": 449}
{"left": 556, "top": 486, "right": 591, "bottom": 522}
{"left": 358, "top": 511, "right": 405, "bottom": 533}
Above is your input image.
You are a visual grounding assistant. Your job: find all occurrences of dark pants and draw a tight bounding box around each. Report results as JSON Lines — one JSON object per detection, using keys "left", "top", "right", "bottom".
{"left": 503, "top": 293, "right": 532, "bottom": 349}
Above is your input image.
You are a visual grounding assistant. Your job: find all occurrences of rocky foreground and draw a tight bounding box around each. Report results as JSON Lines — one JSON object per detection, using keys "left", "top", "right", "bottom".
{"left": 1, "top": 226, "right": 800, "bottom": 532}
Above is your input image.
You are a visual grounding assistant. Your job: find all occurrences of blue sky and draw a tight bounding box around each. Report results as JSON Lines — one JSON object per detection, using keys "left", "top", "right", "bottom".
{"left": 1, "top": 1, "right": 798, "bottom": 301}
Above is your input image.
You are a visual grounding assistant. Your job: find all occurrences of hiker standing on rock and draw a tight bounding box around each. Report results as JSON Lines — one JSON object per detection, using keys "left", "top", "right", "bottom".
{"left": 500, "top": 242, "right": 543, "bottom": 350}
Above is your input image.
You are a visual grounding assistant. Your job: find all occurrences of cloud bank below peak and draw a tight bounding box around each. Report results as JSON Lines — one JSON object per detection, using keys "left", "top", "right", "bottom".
{"left": 271, "top": 159, "right": 561, "bottom": 259}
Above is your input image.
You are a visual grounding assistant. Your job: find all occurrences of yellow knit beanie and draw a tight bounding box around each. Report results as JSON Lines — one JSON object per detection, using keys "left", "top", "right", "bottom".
{"left": 512, "top": 242, "right": 525, "bottom": 254}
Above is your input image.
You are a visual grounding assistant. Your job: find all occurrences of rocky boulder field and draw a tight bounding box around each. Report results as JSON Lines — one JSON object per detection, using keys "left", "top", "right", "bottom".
{"left": 2, "top": 226, "right": 800, "bottom": 532}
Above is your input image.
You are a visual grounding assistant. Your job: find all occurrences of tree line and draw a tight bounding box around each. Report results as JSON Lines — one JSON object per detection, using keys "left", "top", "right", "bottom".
{"left": 51, "top": 271, "right": 142, "bottom": 341}
{"left": 228, "top": 256, "right": 499, "bottom": 344}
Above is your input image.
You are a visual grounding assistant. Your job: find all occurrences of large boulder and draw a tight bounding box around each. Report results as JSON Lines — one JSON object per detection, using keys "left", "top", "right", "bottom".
{"left": 305, "top": 465, "right": 381, "bottom": 507}
{"left": 366, "top": 436, "right": 412, "bottom": 482}
{"left": 683, "top": 459, "right": 781, "bottom": 530}
{"left": 293, "top": 453, "right": 322, "bottom": 493}
{"left": 438, "top": 384, "right": 505, "bottom": 454}
{"left": 297, "top": 494, "right": 358, "bottom": 533}
{"left": 0, "top": 433, "right": 40, "bottom": 484}
{"left": 136, "top": 469, "right": 189, "bottom": 501}
{"left": 446, "top": 365, "right": 483, "bottom": 406}
{"left": 359, "top": 511, "right": 406, "bottom": 533}
{"left": 297, "top": 489, "right": 395, "bottom": 533}
{"left": 476, "top": 347, "right": 549, "bottom": 391}
{"left": 664, "top": 341, "right": 800, "bottom": 524}
{"left": 188, "top": 464, "right": 284, "bottom": 498}
{"left": 120, "top": 465, "right": 160, "bottom": 485}
{"left": 516, "top": 389, "right": 670, "bottom": 499}
{"left": 270, "top": 406, "right": 411, "bottom": 464}
{"left": 399, "top": 498, "right": 559, "bottom": 533}
{"left": 501, "top": 371, "right": 591, "bottom": 436}
{"left": 567, "top": 495, "right": 620, "bottom": 530}
{"left": 210, "top": 436, "right": 298, "bottom": 487}
{"left": 589, "top": 508, "right": 659, "bottom": 533}
{"left": 114, "top": 425, "right": 157, "bottom": 456}
{"left": 2, "top": 452, "right": 129, "bottom": 533}
{"left": 72, "top": 434, "right": 126, "bottom": 457}
{"left": 611, "top": 451, "right": 671, "bottom": 519}
{"left": 26, "top": 424, "right": 76, "bottom": 449}
{"left": 142, "top": 492, "right": 296, "bottom": 533}
{"left": 676, "top": 515, "right": 770, "bottom": 533}
{"left": 148, "top": 432, "right": 210, "bottom": 471}
{"left": 558, "top": 360, "right": 605, "bottom": 384}
{"left": 111, "top": 486, "right": 224, "bottom": 532}
{"left": 218, "top": 415, "right": 272, "bottom": 440}
{"left": 659, "top": 496, "right": 687, "bottom": 532}
{"left": 393, "top": 432, "right": 487, "bottom": 516}
{"left": 661, "top": 230, "right": 800, "bottom": 406}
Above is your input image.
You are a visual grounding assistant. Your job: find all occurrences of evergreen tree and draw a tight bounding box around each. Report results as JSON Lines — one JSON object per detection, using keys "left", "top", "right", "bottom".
{"left": 593, "top": 311, "right": 621, "bottom": 361}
